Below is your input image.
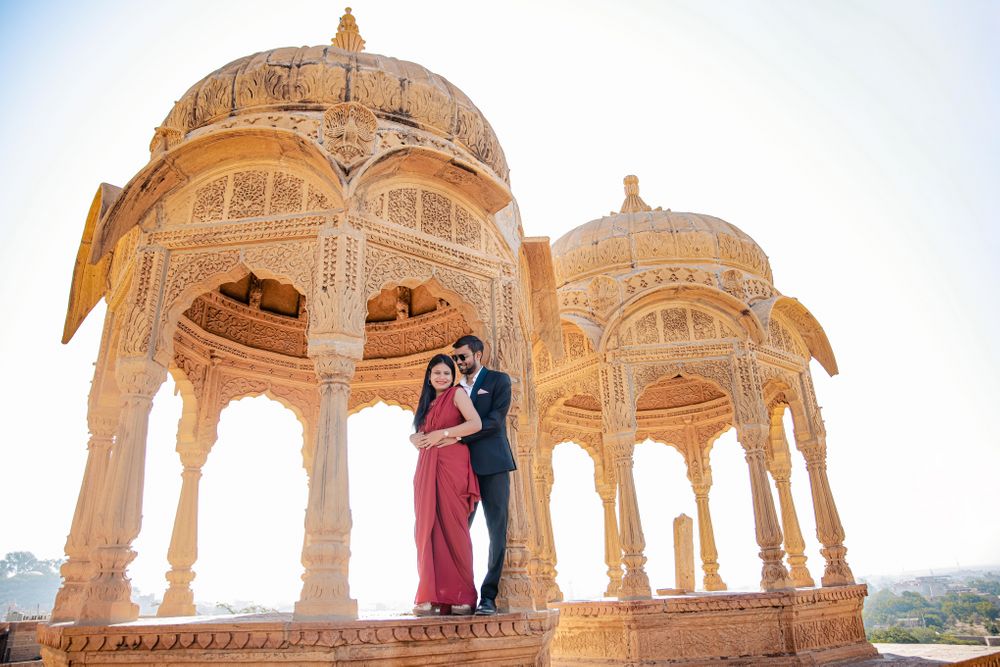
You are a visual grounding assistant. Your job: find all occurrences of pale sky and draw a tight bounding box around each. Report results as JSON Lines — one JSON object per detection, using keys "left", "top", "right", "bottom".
{"left": 0, "top": 1, "right": 997, "bottom": 611}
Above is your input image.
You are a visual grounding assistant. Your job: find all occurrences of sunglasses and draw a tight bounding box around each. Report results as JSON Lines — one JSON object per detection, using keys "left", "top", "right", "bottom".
{"left": 451, "top": 352, "right": 472, "bottom": 362}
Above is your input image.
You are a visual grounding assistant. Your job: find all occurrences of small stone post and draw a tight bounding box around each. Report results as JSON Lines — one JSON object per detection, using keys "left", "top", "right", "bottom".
{"left": 674, "top": 514, "right": 695, "bottom": 592}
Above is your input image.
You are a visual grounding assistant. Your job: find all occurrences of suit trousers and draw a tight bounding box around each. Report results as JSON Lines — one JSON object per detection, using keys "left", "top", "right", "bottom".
{"left": 469, "top": 470, "right": 509, "bottom": 603}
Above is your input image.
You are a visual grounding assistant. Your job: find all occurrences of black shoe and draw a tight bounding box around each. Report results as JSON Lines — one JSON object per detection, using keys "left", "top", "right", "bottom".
{"left": 474, "top": 598, "right": 497, "bottom": 616}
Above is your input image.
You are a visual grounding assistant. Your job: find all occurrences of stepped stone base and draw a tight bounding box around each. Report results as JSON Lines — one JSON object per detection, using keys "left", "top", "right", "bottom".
{"left": 551, "top": 584, "right": 877, "bottom": 666}
{"left": 37, "top": 610, "right": 558, "bottom": 666}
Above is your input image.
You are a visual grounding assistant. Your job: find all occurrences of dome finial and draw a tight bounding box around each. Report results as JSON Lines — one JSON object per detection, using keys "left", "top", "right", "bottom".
{"left": 332, "top": 7, "right": 366, "bottom": 52}
{"left": 620, "top": 174, "right": 652, "bottom": 213}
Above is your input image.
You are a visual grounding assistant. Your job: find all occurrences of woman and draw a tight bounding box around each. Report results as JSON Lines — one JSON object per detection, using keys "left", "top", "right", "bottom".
{"left": 409, "top": 353, "right": 482, "bottom": 615}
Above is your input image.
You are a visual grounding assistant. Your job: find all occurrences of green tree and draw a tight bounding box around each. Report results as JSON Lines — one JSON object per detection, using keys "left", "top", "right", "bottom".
{"left": 868, "top": 626, "right": 919, "bottom": 643}
{"left": 941, "top": 593, "right": 999, "bottom": 625}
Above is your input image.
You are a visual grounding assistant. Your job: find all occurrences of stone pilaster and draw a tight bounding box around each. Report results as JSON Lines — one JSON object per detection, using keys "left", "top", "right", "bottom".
{"left": 294, "top": 341, "right": 361, "bottom": 619}
{"left": 738, "top": 424, "right": 792, "bottom": 591}
{"left": 78, "top": 357, "right": 167, "bottom": 624}
{"left": 798, "top": 435, "right": 855, "bottom": 586}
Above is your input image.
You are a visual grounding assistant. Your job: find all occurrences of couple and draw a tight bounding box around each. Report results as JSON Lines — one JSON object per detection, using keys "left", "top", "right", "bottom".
{"left": 409, "top": 335, "right": 515, "bottom": 616}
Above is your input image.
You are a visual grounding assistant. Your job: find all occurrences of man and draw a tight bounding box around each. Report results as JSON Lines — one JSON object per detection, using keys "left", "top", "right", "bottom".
{"left": 450, "top": 334, "right": 516, "bottom": 616}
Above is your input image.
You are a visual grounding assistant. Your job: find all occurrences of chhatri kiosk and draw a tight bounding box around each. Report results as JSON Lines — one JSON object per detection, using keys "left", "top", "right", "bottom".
{"left": 42, "top": 9, "right": 875, "bottom": 666}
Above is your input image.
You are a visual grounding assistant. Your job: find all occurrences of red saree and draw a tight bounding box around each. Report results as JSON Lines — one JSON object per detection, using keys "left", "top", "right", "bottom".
{"left": 413, "top": 386, "right": 481, "bottom": 606}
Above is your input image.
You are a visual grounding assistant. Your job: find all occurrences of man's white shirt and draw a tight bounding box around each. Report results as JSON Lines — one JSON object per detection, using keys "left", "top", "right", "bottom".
{"left": 459, "top": 366, "right": 483, "bottom": 396}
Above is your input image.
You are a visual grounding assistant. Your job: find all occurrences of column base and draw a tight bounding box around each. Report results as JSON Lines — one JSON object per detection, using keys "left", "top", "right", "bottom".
{"left": 498, "top": 571, "right": 536, "bottom": 612}
{"left": 618, "top": 570, "right": 652, "bottom": 599}
{"left": 77, "top": 598, "right": 139, "bottom": 626}
{"left": 820, "top": 546, "right": 855, "bottom": 586}
{"left": 703, "top": 572, "right": 728, "bottom": 592}
{"left": 788, "top": 557, "right": 816, "bottom": 588}
{"left": 293, "top": 597, "right": 358, "bottom": 620}
{"left": 158, "top": 590, "right": 196, "bottom": 617}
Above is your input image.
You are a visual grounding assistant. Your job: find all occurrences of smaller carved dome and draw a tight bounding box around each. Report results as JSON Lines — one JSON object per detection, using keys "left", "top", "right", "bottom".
{"left": 552, "top": 176, "right": 773, "bottom": 286}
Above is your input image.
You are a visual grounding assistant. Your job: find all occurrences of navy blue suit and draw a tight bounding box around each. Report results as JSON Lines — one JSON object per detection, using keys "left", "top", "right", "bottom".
{"left": 461, "top": 367, "right": 515, "bottom": 603}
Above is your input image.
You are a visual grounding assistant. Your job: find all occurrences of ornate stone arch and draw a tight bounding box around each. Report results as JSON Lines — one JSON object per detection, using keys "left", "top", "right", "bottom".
{"left": 760, "top": 367, "right": 810, "bottom": 442}
{"left": 167, "top": 364, "right": 202, "bottom": 445}
{"left": 154, "top": 244, "right": 318, "bottom": 365}
{"left": 348, "top": 386, "right": 420, "bottom": 416}
{"left": 548, "top": 430, "right": 605, "bottom": 483}
{"left": 537, "top": 370, "right": 601, "bottom": 424}
{"left": 349, "top": 143, "right": 512, "bottom": 216}
{"left": 600, "top": 283, "right": 765, "bottom": 352}
{"left": 363, "top": 246, "right": 492, "bottom": 344}
{"left": 90, "top": 128, "right": 346, "bottom": 263}
{"left": 631, "top": 361, "right": 735, "bottom": 406}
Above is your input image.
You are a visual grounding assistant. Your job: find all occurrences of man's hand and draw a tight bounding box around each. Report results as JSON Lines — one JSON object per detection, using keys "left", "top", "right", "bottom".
{"left": 435, "top": 437, "right": 460, "bottom": 448}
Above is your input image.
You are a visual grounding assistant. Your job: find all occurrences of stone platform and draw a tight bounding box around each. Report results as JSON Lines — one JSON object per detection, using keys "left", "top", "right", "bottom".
{"left": 37, "top": 609, "right": 559, "bottom": 666}
{"left": 550, "top": 584, "right": 877, "bottom": 666}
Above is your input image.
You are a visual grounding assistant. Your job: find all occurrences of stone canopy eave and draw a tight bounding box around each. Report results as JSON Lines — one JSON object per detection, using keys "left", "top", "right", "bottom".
{"left": 63, "top": 183, "right": 122, "bottom": 344}
{"left": 751, "top": 296, "right": 839, "bottom": 376}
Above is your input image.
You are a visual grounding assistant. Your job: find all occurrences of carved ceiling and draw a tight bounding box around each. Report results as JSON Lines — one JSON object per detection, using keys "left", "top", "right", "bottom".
{"left": 635, "top": 375, "right": 727, "bottom": 412}
{"left": 180, "top": 275, "right": 469, "bottom": 362}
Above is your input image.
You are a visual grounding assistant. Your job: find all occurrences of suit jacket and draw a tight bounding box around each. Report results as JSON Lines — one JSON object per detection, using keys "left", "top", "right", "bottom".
{"left": 461, "top": 367, "right": 517, "bottom": 476}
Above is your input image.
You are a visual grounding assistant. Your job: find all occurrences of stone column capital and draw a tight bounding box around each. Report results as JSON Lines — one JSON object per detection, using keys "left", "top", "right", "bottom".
{"left": 796, "top": 434, "right": 827, "bottom": 465}
{"left": 115, "top": 357, "right": 167, "bottom": 399}
{"left": 603, "top": 431, "right": 636, "bottom": 462}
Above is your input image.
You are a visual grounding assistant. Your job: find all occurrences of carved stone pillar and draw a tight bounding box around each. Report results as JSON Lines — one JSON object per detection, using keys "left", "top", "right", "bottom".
{"left": 498, "top": 411, "right": 535, "bottom": 612}
{"left": 683, "top": 423, "right": 726, "bottom": 592}
{"left": 798, "top": 435, "right": 855, "bottom": 586}
{"left": 50, "top": 411, "right": 116, "bottom": 622}
{"left": 606, "top": 432, "right": 651, "bottom": 599}
{"left": 516, "top": 421, "right": 547, "bottom": 609}
{"left": 691, "top": 482, "right": 727, "bottom": 591}
{"left": 769, "top": 460, "right": 815, "bottom": 587}
{"left": 597, "top": 482, "right": 624, "bottom": 597}
{"left": 158, "top": 446, "right": 208, "bottom": 617}
{"left": 294, "top": 344, "right": 361, "bottom": 619}
{"left": 532, "top": 444, "right": 562, "bottom": 604}
{"left": 78, "top": 357, "right": 167, "bottom": 624}
{"left": 738, "top": 424, "right": 793, "bottom": 591}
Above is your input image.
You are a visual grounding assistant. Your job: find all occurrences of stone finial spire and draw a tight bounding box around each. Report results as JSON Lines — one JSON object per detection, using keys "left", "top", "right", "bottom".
{"left": 332, "top": 7, "right": 366, "bottom": 52}
{"left": 620, "top": 175, "right": 652, "bottom": 213}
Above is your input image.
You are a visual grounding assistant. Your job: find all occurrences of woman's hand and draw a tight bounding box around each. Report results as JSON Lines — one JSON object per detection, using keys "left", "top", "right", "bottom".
{"left": 410, "top": 432, "right": 428, "bottom": 449}
{"left": 424, "top": 429, "right": 447, "bottom": 446}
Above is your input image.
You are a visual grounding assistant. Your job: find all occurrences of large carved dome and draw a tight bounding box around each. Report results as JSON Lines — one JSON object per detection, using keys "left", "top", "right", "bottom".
{"left": 158, "top": 44, "right": 508, "bottom": 181}
{"left": 552, "top": 177, "right": 772, "bottom": 287}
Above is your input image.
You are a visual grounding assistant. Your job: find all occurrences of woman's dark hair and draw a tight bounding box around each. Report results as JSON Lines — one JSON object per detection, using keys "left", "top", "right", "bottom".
{"left": 413, "top": 353, "right": 456, "bottom": 430}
